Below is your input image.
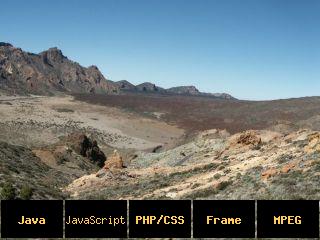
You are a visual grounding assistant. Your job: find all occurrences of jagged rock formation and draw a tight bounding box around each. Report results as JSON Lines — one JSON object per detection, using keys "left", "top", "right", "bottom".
{"left": 65, "top": 128, "right": 320, "bottom": 200}
{"left": 64, "top": 133, "right": 106, "bottom": 167}
{"left": 304, "top": 132, "right": 320, "bottom": 153}
{"left": 210, "top": 93, "right": 235, "bottom": 99}
{"left": 0, "top": 42, "right": 235, "bottom": 99}
{"left": 0, "top": 134, "right": 105, "bottom": 199}
{"left": 94, "top": 150, "right": 125, "bottom": 178}
{"left": 167, "top": 86, "right": 200, "bottom": 95}
{"left": 0, "top": 43, "right": 119, "bottom": 95}
{"left": 115, "top": 80, "right": 236, "bottom": 99}
{"left": 235, "top": 130, "right": 262, "bottom": 147}
{"left": 104, "top": 150, "right": 125, "bottom": 170}
{"left": 167, "top": 86, "right": 235, "bottom": 99}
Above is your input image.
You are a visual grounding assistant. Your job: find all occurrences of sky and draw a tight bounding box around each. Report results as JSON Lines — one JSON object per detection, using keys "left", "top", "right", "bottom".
{"left": 1, "top": 0, "right": 319, "bottom": 100}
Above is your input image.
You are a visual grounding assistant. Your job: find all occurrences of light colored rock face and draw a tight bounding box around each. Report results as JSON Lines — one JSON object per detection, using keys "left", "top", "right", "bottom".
{"left": 167, "top": 86, "right": 200, "bottom": 95}
{"left": 104, "top": 150, "right": 124, "bottom": 170}
{"left": 304, "top": 132, "right": 320, "bottom": 153}
{"left": 64, "top": 128, "right": 320, "bottom": 200}
{"left": 228, "top": 130, "right": 262, "bottom": 148}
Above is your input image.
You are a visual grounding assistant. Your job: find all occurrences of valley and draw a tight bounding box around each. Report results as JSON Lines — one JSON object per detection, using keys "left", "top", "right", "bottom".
{"left": 1, "top": 93, "right": 320, "bottom": 200}
{"left": 0, "top": 42, "right": 319, "bottom": 201}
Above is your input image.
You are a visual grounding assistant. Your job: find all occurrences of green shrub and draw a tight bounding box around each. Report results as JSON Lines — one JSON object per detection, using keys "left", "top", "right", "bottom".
{"left": 218, "top": 165, "right": 225, "bottom": 170}
{"left": 214, "top": 173, "right": 221, "bottom": 179}
{"left": 1, "top": 183, "right": 16, "bottom": 200}
{"left": 55, "top": 108, "right": 75, "bottom": 113}
{"left": 20, "top": 185, "right": 33, "bottom": 200}
{"left": 217, "top": 180, "right": 233, "bottom": 191}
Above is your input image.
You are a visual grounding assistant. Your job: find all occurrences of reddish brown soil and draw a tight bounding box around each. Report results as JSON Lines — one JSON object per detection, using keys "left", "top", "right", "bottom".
{"left": 73, "top": 93, "right": 320, "bottom": 134}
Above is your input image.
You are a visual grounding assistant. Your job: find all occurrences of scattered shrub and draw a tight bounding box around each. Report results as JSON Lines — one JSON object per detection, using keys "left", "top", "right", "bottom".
{"left": 55, "top": 108, "right": 75, "bottom": 113}
{"left": 20, "top": 185, "right": 33, "bottom": 200}
{"left": 1, "top": 183, "right": 16, "bottom": 200}
{"left": 214, "top": 173, "right": 221, "bottom": 180}
{"left": 277, "top": 154, "right": 293, "bottom": 164}
{"left": 217, "top": 181, "right": 233, "bottom": 191}
{"left": 218, "top": 165, "right": 225, "bottom": 170}
{"left": 191, "top": 183, "right": 201, "bottom": 189}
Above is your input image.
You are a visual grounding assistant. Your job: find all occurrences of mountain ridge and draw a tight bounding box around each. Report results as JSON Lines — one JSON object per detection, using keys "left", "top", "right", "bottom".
{"left": 0, "top": 42, "right": 235, "bottom": 99}
{"left": 115, "top": 81, "right": 235, "bottom": 99}
{"left": 0, "top": 43, "right": 118, "bottom": 95}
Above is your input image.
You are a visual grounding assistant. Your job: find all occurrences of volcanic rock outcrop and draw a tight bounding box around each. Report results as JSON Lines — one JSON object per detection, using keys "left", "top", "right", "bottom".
{"left": 236, "top": 131, "right": 262, "bottom": 147}
{"left": 65, "top": 133, "right": 106, "bottom": 167}
{"left": 0, "top": 43, "right": 119, "bottom": 95}
{"left": 0, "top": 42, "right": 235, "bottom": 99}
{"left": 104, "top": 150, "right": 125, "bottom": 170}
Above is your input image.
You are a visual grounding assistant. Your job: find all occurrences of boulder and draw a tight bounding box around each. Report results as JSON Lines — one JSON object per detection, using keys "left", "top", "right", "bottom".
{"left": 104, "top": 150, "right": 124, "bottom": 170}
{"left": 236, "top": 131, "right": 262, "bottom": 146}
{"left": 304, "top": 132, "right": 320, "bottom": 153}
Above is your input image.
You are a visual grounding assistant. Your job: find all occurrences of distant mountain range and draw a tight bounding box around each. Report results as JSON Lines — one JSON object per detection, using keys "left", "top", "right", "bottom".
{"left": 0, "top": 42, "right": 235, "bottom": 99}
{"left": 115, "top": 80, "right": 234, "bottom": 99}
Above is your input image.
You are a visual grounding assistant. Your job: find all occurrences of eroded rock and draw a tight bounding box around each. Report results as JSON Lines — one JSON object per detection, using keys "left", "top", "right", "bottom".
{"left": 65, "top": 133, "right": 106, "bottom": 167}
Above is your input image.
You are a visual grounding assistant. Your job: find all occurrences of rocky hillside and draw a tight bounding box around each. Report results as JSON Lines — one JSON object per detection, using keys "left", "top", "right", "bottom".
{"left": 167, "top": 86, "right": 234, "bottom": 99}
{"left": 0, "top": 42, "right": 235, "bottom": 99}
{"left": 167, "top": 86, "right": 200, "bottom": 95}
{"left": 135, "top": 82, "right": 165, "bottom": 92}
{"left": 0, "top": 133, "right": 105, "bottom": 199}
{"left": 65, "top": 128, "right": 320, "bottom": 200}
{"left": 0, "top": 93, "right": 319, "bottom": 200}
{"left": 0, "top": 43, "right": 119, "bottom": 95}
{"left": 116, "top": 80, "right": 235, "bottom": 99}
{"left": 116, "top": 80, "right": 136, "bottom": 91}
{"left": 0, "top": 141, "right": 66, "bottom": 199}
{"left": 74, "top": 94, "right": 320, "bottom": 134}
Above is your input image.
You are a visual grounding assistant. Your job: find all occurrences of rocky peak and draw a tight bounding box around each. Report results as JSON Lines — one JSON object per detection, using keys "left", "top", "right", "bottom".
{"left": 136, "top": 82, "right": 164, "bottom": 92}
{"left": 211, "top": 93, "right": 235, "bottom": 100}
{"left": 88, "top": 65, "right": 99, "bottom": 71}
{"left": 103, "top": 150, "right": 125, "bottom": 170}
{"left": 116, "top": 80, "right": 135, "bottom": 90}
{"left": 185, "top": 85, "right": 198, "bottom": 91}
{"left": 41, "top": 47, "right": 65, "bottom": 64}
{"left": 0, "top": 42, "right": 234, "bottom": 98}
{"left": 47, "top": 47, "right": 63, "bottom": 53}
{"left": 0, "top": 42, "right": 13, "bottom": 47}
{"left": 167, "top": 86, "right": 200, "bottom": 95}
{"left": 87, "top": 65, "right": 102, "bottom": 75}
{"left": 88, "top": 65, "right": 100, "bottom": 73}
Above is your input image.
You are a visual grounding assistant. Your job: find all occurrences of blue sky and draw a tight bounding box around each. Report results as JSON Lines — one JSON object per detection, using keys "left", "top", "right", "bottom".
{"left": 1, "top": 0, "right": 319, "bottom": 100}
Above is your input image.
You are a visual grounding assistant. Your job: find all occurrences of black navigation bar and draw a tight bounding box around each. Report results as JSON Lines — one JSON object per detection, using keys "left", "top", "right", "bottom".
{"left": 1, "top": 200, "right": 319, "bottom": 238}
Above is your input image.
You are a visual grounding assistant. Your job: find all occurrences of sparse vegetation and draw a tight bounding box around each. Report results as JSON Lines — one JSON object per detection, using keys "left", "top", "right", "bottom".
{"left": 223, "top": 168, "right": 231, "bottom": 174}
{"left": 191, "top": 183, "right": 201, "bottom": 189}
{"left": 1, "top": 91, "right": 320, "bottom": 201}
{"left": 277, "top": 154, "right": 293, "bottom": 164}
{"left": 213, "top": 173, "right": 221, "bottom": 179}
{"left": 55, "top": 108, "right": 75, "bottom": 113}
{"left": 216, "top": 180, "right": 233, "bottom": 191}
{"left": 184, "top": 187, "right": 218, "bottom": 199}
{"left": 1, "top": 182, "right": 16, "bottom": 200}
{"left": 19, "top": 185, "right": 33, "bottom": 200}
{"left": 73, "top": 94, "right": 320, "bottom": 134}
